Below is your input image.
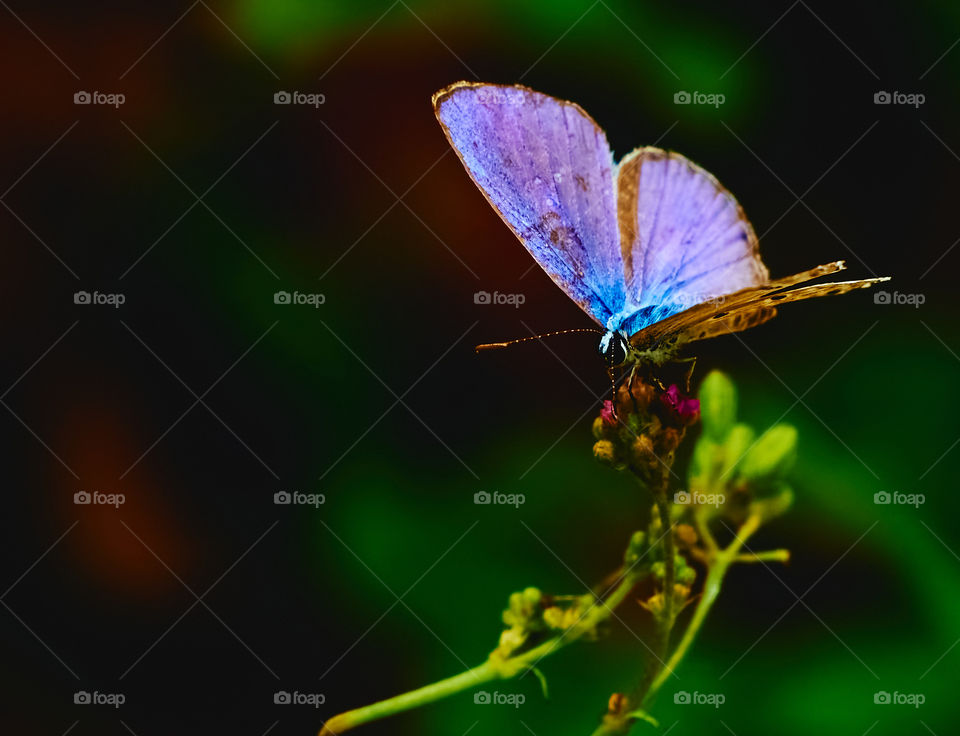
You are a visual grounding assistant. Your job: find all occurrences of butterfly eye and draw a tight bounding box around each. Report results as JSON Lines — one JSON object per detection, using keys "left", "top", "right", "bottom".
{"left": 604, "top": 333, "right": 628, "bottom": 366}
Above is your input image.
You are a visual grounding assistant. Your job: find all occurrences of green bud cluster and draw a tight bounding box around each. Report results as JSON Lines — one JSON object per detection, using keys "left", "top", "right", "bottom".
{"left": 688, "top": 371, "right": 797, "bottom": 519}
{"left": 651, "top": 554, "right": 696, "bottom": 585}
{"left": 502, "top": 586, "right": 544, "bottom": 630}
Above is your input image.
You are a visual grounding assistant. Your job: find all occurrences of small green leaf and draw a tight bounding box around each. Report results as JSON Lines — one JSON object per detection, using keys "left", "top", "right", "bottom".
{"left": 530, "top": 666, "right": 550, "bottom": 699}
{"left": 624, "top": 709, "right": 660, "bottom": 728}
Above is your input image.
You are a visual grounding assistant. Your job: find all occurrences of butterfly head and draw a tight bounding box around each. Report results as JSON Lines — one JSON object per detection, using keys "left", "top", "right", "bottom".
{"left": 599, "top": 329, "right": 630, "bottom": 367}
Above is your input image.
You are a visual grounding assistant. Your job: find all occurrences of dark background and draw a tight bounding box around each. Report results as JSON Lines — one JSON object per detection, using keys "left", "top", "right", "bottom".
{"left": 1, "top": 1, "right": 957, "bottom": 734}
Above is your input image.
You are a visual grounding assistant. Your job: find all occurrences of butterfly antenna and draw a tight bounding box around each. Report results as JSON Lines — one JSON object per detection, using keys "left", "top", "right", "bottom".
{"left": 606, "top": 345, "right": 618, "bottom": 417}
{"left": 475, "top": 328, "right": 604, "bottom": 352}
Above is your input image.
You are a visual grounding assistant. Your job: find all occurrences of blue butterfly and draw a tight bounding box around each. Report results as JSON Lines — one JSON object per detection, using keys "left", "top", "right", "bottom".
{"left": 433, "top": 82, "right": 888, "bottom": 365}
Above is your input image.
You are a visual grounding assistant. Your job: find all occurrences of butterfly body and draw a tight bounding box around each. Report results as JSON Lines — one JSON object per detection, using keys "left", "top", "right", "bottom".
{"left": 432, "top": 82, "right": 888, "bottom": 366}
{"left": 599, "top": 327, "right": 675, "bottom": 368}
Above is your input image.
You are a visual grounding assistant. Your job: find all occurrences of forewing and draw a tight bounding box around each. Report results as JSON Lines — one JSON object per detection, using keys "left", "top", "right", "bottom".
{"left": 434, "top": 82, "right": 625, "bottom": 326}
{"left": 617, "top": 147, "right": 768, "bottom": 330}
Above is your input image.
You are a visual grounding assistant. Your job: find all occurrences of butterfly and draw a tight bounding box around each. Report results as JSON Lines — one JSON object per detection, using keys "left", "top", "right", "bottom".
{"left": 432, "top": 81, "right": 889, "bottom": 366}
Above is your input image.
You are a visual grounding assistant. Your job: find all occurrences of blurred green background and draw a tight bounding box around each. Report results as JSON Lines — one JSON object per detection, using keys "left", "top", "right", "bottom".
{"left": 0, "top": 1, "right": 957, "bottom": 734}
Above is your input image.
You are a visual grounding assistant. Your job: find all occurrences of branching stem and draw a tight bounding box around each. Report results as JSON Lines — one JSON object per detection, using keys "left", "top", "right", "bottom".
{"left": 319, "top": 570, "right": 641, "bottom": 735}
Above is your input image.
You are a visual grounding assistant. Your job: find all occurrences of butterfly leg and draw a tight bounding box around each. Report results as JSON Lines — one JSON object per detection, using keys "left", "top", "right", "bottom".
{"left": 674, "top": 356, "right": 697, "bottom": 392}
{"left": 650, "top": 373, "right": 667, "bottom": 392}
{"left": 627, "top": 362, "right": 642, "bottom": 415}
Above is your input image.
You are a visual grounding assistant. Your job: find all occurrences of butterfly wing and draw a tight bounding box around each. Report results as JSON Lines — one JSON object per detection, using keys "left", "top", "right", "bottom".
{"left": 631, "top": 265, "right": 888, "bottom": 351}
{"left": 675, "top": 277, "right": 888, "bottom": 345}
{"left": 630, "top": 260, "right": 846, "bottom": 347}
{"left": 615, "top": 147, "right": 769, "bottom": 336}
{"left": 433, "top": 82, "right": 625, "bottom": 327}
{"left": 681, "top": 307, "right": 779, "bottom": 344}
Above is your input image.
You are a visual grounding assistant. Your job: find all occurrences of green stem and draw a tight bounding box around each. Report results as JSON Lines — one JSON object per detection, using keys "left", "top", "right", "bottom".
{"left": 693, "top": 506, "right": 718, "bottom": 554}
{"left": 590, "top": 512, "right": 770, "bottom": 736}
{"left": 640, "top": 488, "right": 677, "bottom": 697}
{"left": 735, "top": 549, "right": 790, "bottom": 564}
{"left": 645, "top": 561, "right": 724, "bottom": 702}
{"left": 320, "top": 661, "right": 498, "bottom": 735}
{"left": 320, "top": 571, "right": 641, "bottom": 735}
{"left": 590, "top": 484, "right": 676, "bottom": 736}
{"left": 644, "top": 513, "right": 762, "bottom": 702}
{"left": 656, "top": 490, "right": 677, "bottom": 626}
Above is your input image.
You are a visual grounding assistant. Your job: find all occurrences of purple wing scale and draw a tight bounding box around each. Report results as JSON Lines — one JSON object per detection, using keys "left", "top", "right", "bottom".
{"left": 433, "top": 82, "right": 625, "bottom": 327}
{"left": 616, "top": 148, "right": 769, "bottom": 336}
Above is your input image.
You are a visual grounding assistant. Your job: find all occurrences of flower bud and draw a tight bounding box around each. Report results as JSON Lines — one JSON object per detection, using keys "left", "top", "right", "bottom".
{"left": 624, "top": 530, "right": 647, "bottom": 565}
{"left": 699, "top": 371, "right": 737, "bottom": 442}
{"left": 607, "top": 692, "right": 629, "bottom": 716}
{"left": 688, "top": 436, "right": 720, "bottom": 483}
{"left": 629, "top": 381, "right": 656, "bottom": 411}
{"left": 660, "top": 427, "right": 682, "bottom": 453}
{"left": 671, "top": 583, "right": 692, "bottom": 607}
{"left": 630, "top": 434, "right": 655, "bottom": 466}
{"left": 740, "top": 424, "right": 797, "bottom": 482}
{"left": 503, "top": 587, "right": 543, "bottom": 628}
{"left": 639, "top": 591, "right": 665, "bottom": 617}
{"left": 543, "top": 605, "right": 581, "bottom": 631}
{"left": 675, "top": 524, "right": 698, "bottom": 547}
{"left": 542, "top": 606, "right": 564, "bottom": 629}
{"left": 720, "top": 423, "right": 755, "bottom": 480}
{"left": 593, "top": 440, "right": 617, "bottom": 465}
{"left": 651, "top": 554, "right": 693, "bottom": 583}
{"left": 676, "top": 563, "right": 696, "bottom": 585}
{"left": 521, "top": 587, "right": 542, "bottom": 605}
{"left": 660, "top": 384, "right": 700, "bottom": 425}
{"left": 592, "top": 416, "right": 607, "bottom": 440}
{"left": 600, "top": 400, "right": 618, "bottom": 427}
{"left": 498, "top": 627, "right": 526, "bottom": 652}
